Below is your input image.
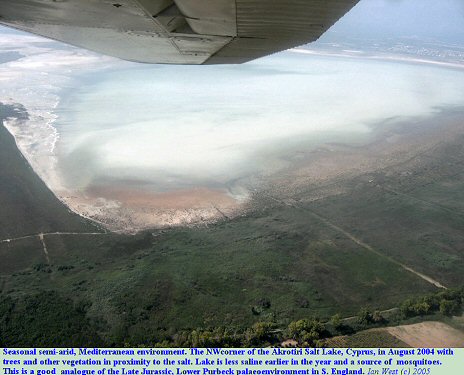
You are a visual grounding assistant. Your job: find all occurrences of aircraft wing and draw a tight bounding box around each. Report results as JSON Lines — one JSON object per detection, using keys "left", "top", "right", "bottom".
{"left": 0, "top": 0, "right": 359, "bottom": 64}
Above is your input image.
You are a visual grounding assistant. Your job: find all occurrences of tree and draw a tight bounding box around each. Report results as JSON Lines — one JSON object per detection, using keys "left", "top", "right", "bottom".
{"left": 245, "top": 322, "right": 276, "bottom": 346}
{"left": 287, "top": 318, "right": 324, "bottom": 345}
{"left": 330, "top": 314, "right": 342, "bottom": 330}
{"left": 372, "top": 310, "right": 385, "bottom": 324}
{"left": 412, "top": 301, "right": 431, "bottom": 316}
{"left": 357, "top": 308, "right": 372, "bottom": 325}
{"left": 400, "top": 299, "right": 415, "bottom": 317}
{"left": 439, "top": 300, "right": 461, "bottom": 317}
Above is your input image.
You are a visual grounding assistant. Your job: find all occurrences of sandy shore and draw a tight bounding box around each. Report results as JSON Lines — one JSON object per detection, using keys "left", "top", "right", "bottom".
{"left": 51, "top": 108, "right": 464, "bottom": 233}
{"left": 58, "top": 185, "right": 244, "bottom": 233}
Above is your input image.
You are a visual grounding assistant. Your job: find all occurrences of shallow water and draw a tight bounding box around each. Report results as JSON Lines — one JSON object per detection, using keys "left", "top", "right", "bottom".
{"left": 53, "top": 51, "right": 464, "bottom": 196}
{"left": 0, "top": 51, "right": 23, "bottom": 64}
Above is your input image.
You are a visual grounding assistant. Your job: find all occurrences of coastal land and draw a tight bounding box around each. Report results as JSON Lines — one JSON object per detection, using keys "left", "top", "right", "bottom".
{"left": 1, "top": 102, "right": 464, "bottom": 346}
{"left": 0, "top": 102, "right": 101, "bottom": 239}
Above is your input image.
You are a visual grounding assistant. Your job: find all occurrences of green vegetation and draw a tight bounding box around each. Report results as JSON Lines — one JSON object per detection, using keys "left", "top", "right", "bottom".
{"left": 400, "top": 289, "right": 464, "bottom": 318}
{"left": 1, "top": 103, "right": 464, "bottom": 346}
{"left": 1, "top": 287, "right": 462, "bottom": 347}
{"left": 304, "top": 135, "right": 464, "bottom": 287}
{"left": 0, "top": 291, "right": 102, "bottom": 347}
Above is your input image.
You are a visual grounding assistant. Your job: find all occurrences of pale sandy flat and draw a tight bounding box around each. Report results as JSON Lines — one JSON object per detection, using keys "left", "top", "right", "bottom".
{"left": 59, "top": 185, "right": 243, "bottom": 232}
{"left": 387, "top": 322, "right": 464, "bottom": 347}
{"left": 87, "top": 185, "right": 237, "bottom": 210}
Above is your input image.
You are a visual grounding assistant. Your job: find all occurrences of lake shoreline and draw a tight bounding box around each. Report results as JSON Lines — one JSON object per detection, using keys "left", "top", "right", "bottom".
{"left": 4, "top": 99, "right": 464, "bottom": 233}
{"left": 2, "top": 32, "right": 464, "bottom": 233}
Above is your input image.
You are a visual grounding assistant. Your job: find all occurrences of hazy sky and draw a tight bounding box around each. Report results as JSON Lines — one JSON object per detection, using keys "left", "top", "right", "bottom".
{"left": 324, "top": 0, "right": 464, "bottom": 43}
{"left": 1, "top": 0, "right": 464, "bottom": 45}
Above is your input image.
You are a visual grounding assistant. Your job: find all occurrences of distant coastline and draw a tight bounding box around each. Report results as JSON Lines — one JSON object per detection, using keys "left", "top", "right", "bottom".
{"left": 290, "top": 47, "right": 464, "bottom": 72}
